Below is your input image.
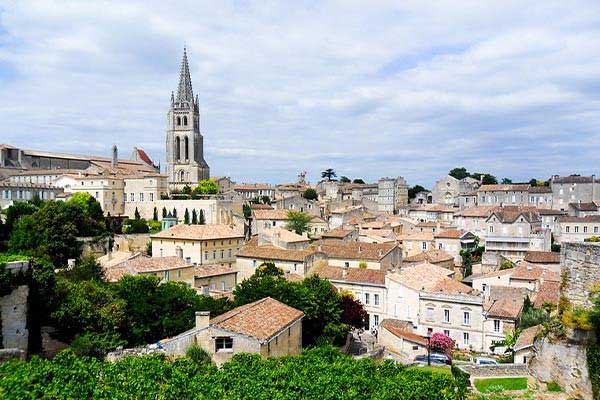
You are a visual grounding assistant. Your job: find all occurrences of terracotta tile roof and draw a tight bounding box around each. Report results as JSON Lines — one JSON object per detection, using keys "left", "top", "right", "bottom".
{"left": 560, "top": 215, "right": 600, "bottom": 223}
{"left": 404, "top": 249, "right": 454, "bottom": 264}
{"left": 261, "top": 227, "right": 310, "bottom": 243}
{"left": 250, "top": 203, "right": 274, "bottom": 210}
{"left": 236, "top": 244, "right": 316, "bottom": 262}
{"left": 193, "top": 263, "right": 237, "bottom": 278}
{"left": 511, "top": 262, "right": 560, "bottom": 282}
{"left": 485, "top": 296, "right": 523, "bottom": 319}
{"left": 569, "top": 202, "right": 599, "bottom": 211}
{"left": 388, "top": 263, "right": 455, "bottom": 291}
{"left": 233, "top": 184, "right": 272, "bottom": 191}
{"left": 209, "top": 297, "right": 304, "bottom": 342}
{"left": 322, "top": 229, "right": 355, "bottom": 239}
{"left": 488, "top": 207, "right": 540, "bottom": 224}
{"left": 478, "top": 184, "right": 531, "bottom": 192}
{"left": 488, "top": 286, "right": 529, "bottom": 303}
{"left": 430, "top": 278, "right": 479, "bottom": 295}
{"left": 0, "top": 181, "right": 61, "bottom": 189}
{"left": 416, "top": 221, "right": 437, "bottom": 228}
{"left": 311, "top": 240, "right": 397, "bottom": 261}
{"left": 472, "top": 268, "right": 514, "bottom": 281}
{"left": 434, "top": 229, "right": 464, "bottom": 239}
{"left": 134, "top": 148, "right": 154, "bottom": 166}
{"left": 524, "top": 251, "right": 560, "bottom": 264}
{"left": 380, "top": 319, "right": 427, "bottom": 346}
{"left": 312, "top": 265, "right": 386, "bottom": 286}
{"left": 124, "top": 256, "right": 187, "bottom": 272}
{"left": 151, "top": 224, "right": 244, "bottom": 241}
{"left": 253, "top": 209, "right": 290, "bottom": 220}
{"left": 533, "top": 280, "right": 561, "bottom": 308}
{"left": 528, "top": 186, "right": 552, "bottom": 193}
{"left": 514, "top": 325, "right": 543, "bottom": 351}
{"left": 330, "top": 205, "right": 364, "bottom": 214}
{"left": 552, "top": 175, "right": 599, "bottom": 184}
{"left": 409, "top": 204, "right": 456, "bottom": 213}
{"left": 537, "top": 208, "right": 566, "bottom": 216}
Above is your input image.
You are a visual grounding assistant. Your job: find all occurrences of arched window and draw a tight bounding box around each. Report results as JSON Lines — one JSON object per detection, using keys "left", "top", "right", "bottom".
{"left": 184, "top": 136, "right": 189, "bottom": 159}
{"left": 178, "top": 170, "right": 185, "bottom": 182}
{"left": 175, "top": 137, "right": 181, "bottom": 160}
{"left": 176, "top": 116, "right": 181, "bottom": 126}
{"left": 183, "top": 116, "right": 188, "bottom": 126}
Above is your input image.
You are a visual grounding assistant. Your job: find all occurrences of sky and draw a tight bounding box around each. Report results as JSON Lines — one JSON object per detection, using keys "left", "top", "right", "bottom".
{"left": 1, "top": 1, "right": 600, "bottom": 188}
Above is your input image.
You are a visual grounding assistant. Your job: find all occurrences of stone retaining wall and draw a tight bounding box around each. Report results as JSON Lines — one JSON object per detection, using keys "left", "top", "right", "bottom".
{"left": 561, "top": 242, "right": 600, "bottom": 308}
{"left": 459, "top": 363, "right": 528, "bottom": 377}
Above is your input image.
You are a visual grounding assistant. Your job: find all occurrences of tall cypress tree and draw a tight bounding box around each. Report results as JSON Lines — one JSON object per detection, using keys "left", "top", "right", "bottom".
{"left": 173, "top": 208, "right": 177, "bottom": 218}
{"left": 199, "top": 209, "right": 206, "bottom": 225}
{"left": 162, "top": 207, "right": 167, "bottom": 218}
{"left": 134, "top": 207, "right": 141, "bottom": 220}
{"left": 184, "top": 208, "right": 190, "bottom": 224}
{"left": 191, "top": 209, "right": 198, "bottom": 224}
{"left": 153, "top": 207, "right": 158, "bottom": 221}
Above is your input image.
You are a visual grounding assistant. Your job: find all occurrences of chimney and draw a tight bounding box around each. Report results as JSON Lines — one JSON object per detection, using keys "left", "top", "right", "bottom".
{"left": 195, "top": 311, "right": 210, "bottom": 330}
{"left": 111, "top": 145, "right": 118, "bottom": 168}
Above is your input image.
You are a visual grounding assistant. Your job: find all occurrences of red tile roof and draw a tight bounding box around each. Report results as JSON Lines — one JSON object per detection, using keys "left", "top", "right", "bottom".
{"left": 524, "top": 251, "right": 560, "bottom": 264}
{"left": 380, "top": 319, "right": 427, "bottom": 346}
{"left": 209, "top": 297, "right": 304, "bottom": 341}
{"left": 151, "top": 224, "right": 244, "bottom": 240}
{"left": 533, "top": 281, "right": 561, "bottom": 308}
{"left": 312, "top": 265, "right": 386, "bottom": 285}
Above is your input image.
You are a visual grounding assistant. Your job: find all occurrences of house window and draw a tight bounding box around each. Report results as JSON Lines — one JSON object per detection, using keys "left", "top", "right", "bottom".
{"left": 575, "top": 226, "right": 579, "bottom": 233}
{"left": 584, "top": 226, "right": 588, "bottom": 233}
{"left": 566, "top": 226, "right": 570, "bottom": 233}
{"left": 215, "top": 337, "right": 233, "bottom": 352}
{"left": 221, "top": 250, "right": 224, "bottom": 259}
{"left": 438, "top": 243, "right": 443, "bottom": 250}
{"left": 178, "top": 269, "right": 182, "bottom": 278}
{"left": 365, "top": 293, "right": 370, "bottom": 304}
{"left": 463, "top": 332, "right": 469, "bottom": 346}
{"left": 150, "top": 193, "right": 154, "bottom": 201}
{"left": 164, "top": 270, "right": 170, "bottom": 281}
{"left": 494, "top": 319, "right": 501, "bottom": 333}
{"left": 374, "top": 314, "right": 379, "bottom": 326}
{"left": 344, "top": 262, "right": 350, "bottom": 268}
{"left": 374, "top": 294, "right": 379, "bottom": 305}
{"left": 444, "top": 330, "right": 450, "bottom": 337}
{"left": 221, "top": 281, "right": 225, "bottom": 291}
{"left": 463, "top": 312, "right": 470, "bottom": 325}
{"left": 426, "top": 307, "right": 434, "bottom": 320}
{"left": 422, "top": 241, "right": 427, "bottom": 250}
{"left": 595, "top": 227, "right": 599, "bottom": 234}
{"left": 204, "top": 251, "right": 208, "bottom": 260}
{"left": 213, "top": 250, "right": 216, "bottom": 259}
{"left": 489, "top": 226, "right": 494, "bottom": 233}
{"left": 130, "top": 193, "right": 134, "bottom": 202}
{"left": 444, "top": 309, "right": 450, "bottom": 323}
{"left": 293, "top": 263, "right": 297, "bottom": 271}
{"left": 140, "top": 193, "right": 144, "bottom": 202}
{"left": 272, "top": 221, "right": 276, "bottom": 226}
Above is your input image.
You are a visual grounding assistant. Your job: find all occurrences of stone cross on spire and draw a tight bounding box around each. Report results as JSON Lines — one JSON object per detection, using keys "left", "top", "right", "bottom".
{"left": 176, "top": 47, "right": 194, "bottom": 102}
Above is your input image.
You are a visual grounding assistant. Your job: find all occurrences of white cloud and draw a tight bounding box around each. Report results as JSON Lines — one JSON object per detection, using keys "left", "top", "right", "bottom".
{"left": 1, "top": 1, "right": 600, "bottom": 186}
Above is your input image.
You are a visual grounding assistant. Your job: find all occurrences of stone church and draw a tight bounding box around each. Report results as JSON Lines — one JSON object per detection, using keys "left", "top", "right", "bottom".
{"left": 166, "top": 48, "right": 210, "bottom": 190}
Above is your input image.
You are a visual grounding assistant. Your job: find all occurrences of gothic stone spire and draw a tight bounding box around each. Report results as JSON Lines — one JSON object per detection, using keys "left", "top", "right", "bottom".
{"left": 176, "top": 47, "right": 194, "bottom": 102}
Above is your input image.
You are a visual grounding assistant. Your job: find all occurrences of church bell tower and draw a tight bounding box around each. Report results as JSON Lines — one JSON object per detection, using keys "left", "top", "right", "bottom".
{"left": 166, "top": 47, "right": 210, "bottom": 189}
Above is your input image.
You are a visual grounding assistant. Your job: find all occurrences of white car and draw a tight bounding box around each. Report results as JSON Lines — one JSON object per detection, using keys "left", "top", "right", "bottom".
{"left": 473, "top": 357, "right": 498, "bottom": 365}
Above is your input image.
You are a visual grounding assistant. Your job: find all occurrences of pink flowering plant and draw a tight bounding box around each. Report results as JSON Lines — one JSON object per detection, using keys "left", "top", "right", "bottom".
{"left": 429, "top": 333, "right": 455, "bottom": 354}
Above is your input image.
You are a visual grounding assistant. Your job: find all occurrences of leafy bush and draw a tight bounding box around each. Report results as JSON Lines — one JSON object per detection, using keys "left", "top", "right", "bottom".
{"left": 70, "top": 332, "right": 126, "bottom": 358}
{"left": 451, "top": 364, "right": 471, "bottom": 400}
{"left": 0, "top": 347, "right": 458, "bottom": 399}
{"left": 186, "top": 344, "right": 213, "bottom": 366}
{"left": 546, "top": 381, "right": 562, "bottom": 392}
{"left": 588, "top": 344, "right": 600, "bottom": 399}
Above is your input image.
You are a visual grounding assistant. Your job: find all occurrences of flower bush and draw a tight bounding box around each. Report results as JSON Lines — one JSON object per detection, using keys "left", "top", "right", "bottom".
{"left": 429, "top": 333, "right": 455, "bottom": 354}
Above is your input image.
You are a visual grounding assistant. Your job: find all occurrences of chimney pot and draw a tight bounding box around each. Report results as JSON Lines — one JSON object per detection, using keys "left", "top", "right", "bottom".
{"left": 195, "top": 311, "right": 210, "bottom": 330}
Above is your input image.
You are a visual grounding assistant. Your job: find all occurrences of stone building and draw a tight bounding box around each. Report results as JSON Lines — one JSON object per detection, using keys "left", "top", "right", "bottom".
{"left": 431, "top": 175, "right": 480, "bottom": 207}
{"left": 0, "top": 181, "right": 63, "bottom": 209}
{"left": 160, "top": 297, "right": 304, "bottom": 366}
{"left": 150, "top": 224, "right": 245, "bottom": 266}
{"left": 377, "top": 177, "right": 408, "bottom": 214}
{"left": 557, "top": 215, "right": 600, "bottom": 243}
{"left": 166, "top": 48, "right": 210, "bottom": 189}
{"left": 561, "top": 242, "right": 600, "bottom": 308}
{"left": 550, "top": 174, "right": 600, "bottom": 211}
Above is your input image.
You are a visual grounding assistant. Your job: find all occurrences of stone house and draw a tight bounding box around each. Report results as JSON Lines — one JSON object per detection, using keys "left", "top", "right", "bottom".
{"left": 514, "top": 325, "right": 542, "bottom": 364}
{"left": 252, "top": 209, "right": 291, "bottom": 236}
{"left": 402, "top": 249, "right": 455, "bottom": 270}
{"left": 101, "top": 255, "right": 195, "bottom": 284}
{"left": 568, "top": 201, "right": 599, "bottom": 217}
{"left": 557, "top": 215, "right": 600, "bottom": 243}
{"left": 0, "top": 181, "right": 63, "bottom": 209}
{"left": 477, "top": 184, "right": 532, "bottom": 207}
{"left": 377, "top": 177, "right": 408, "bottom": 214}
{"left": 312, "top": 265, "right": 386, "bottom": 330}
{"left": 527, "top": 186, "right": 553, "bottom": 207}
{"left": 328, "top": 205, "right": 365, "bottom": 229}
{"left": 550, "top": 174, "right": 599, "bottom": 211}
{"left": 150, "top": 224, "right": 245, "bottom": 266}
{"left": 483, "top": 289, "right": 524, "bottom": 354}
{"left": 321, "top": 228, "right": 357, "bottom": 242}
{"left": 523, "top": 251, "right": 560, "bottom": 273}
{"left": 484, "top": 207, "right": 551, "bottom": 260}
{"left": 160, "top": 297, "right": 303, "bottom": 366}
{"left": 408, "top": 204, "right": 455, "bottom": 223}
{"left": 232, "top": 183, "right": 275, "bottom": 201}
{"left": 272, "top": 194, "right": 320, "bottom": 216}
{"left": 235, "top": 237, "right": 327, "bottom": 281}
{"left": 378, "top": 319, "right": 427, "bottom": 361}
{"left": 312, "top": 240, "right": 401, "bottom": 271}
{"left": 453, "top": 206, "right": 496, "bottom": 237}
{"left": 410, "top": 190, "right": 432, "bottom": 205}
{"left": 431, "top": 175, "right": 480, "bottom": 207}
{"left": 193, "top": 264, "right": 238, "bottom": 296}
{"left": 434, "top": 229, "right": 478, "bottom": 265}
{"left": 538, "top": 208, "right": 565, "bottom": 234}
{"left": 400, "top": 232, "right": 435, "bottom": 257}
{"left": 258, "top": 227, "right": 311, "bottom": 250}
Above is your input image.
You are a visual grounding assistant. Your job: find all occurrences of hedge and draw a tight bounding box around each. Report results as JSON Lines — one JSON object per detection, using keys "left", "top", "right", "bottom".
{"left": 0, "top": 347, "right": 459, "bottom": 400}
{"left": 588, "top": 344, "right": 600, "bottom": 400}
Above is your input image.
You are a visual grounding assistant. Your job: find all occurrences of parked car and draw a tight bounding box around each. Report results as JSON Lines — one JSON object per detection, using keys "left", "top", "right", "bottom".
{"left": 414, "top": 353, "right": 452, "bottom": 365}
{"left": 473, "top": 357, "right": 498, "bottom": 365}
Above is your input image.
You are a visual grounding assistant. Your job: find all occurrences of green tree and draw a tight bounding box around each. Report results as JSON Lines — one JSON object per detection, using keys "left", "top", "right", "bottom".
{"left": 172, "top": 208, "right": 177, "bottom": 218}
{"left": 408, "top": 185, "right": 427, "bottom": 199}
{"left": 198, "top": 209, "right": 206, "bottom": 225}
{"left": 449, "top": 167, "right": 469, "bottom": 180}
{"left": 321, "top": 168, "right": 336, "bottom": 181}
{"left": 191, "top": 209, "right": 198, "bottom": 224}
{"left": 261, "top": 195, "right": 271, "bottom": 205}
{"left": 182, "top": 185, "right": 192, "bottom": 195}
{"left": 339, "top": 176, "right": 351, "bottom": 183}
{"left": 192, "top": 179, "right": 219, "bottom": 197}
{"left": 162, "top": 207, "right": 167, "bottom": 219}
{"left": 481, "top": 174, "right": 498, "bottom": 184}
{"left": 134, "top": 207, "right": 141, "bottom": 220}
{"left": 67, "top": 192, "right": 104, "bottom": 221}
{"left": 285, "top": 210, "right": 312, "bottom": 235}
{"left": 501, "top": 178, "right": 513, "bottom": 184}
{"left": 352, "top": 178, "right": 365, "bottom": 184}
{"left": 243, "top": 204, "right": 251, "bottom": 220}
{"left": 4, "top": 201, "right": 39, "bottom": 234}
{"left": 184, "top": 208, "right": 190, "bottom": 224}
{"left": 153, "top": 207, "right": 158, "bottom": 222}
{"left": 302, "top": 188, "right": 318, "bottom": 200}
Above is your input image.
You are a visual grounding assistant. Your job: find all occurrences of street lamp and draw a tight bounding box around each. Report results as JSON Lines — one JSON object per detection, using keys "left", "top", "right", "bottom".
{"left": 425, "top": 333, "right": 431, "bottom": 366}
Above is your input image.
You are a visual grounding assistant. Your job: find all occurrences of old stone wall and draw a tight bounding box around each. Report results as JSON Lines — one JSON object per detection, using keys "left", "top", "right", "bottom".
{"left": 561, "top": 242, "right": 600, "bottom": 308}
{"left": 459, "top": 363, "right": 528, "bottom": 378}
{"left": 114, "top": 234, "right": 151, "bottom": 254}
{"left": 1, "top": 285, "right": 29, "bottom": 352}
{"left": 529, "top": 337, "right": 593, "bottom": 400}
